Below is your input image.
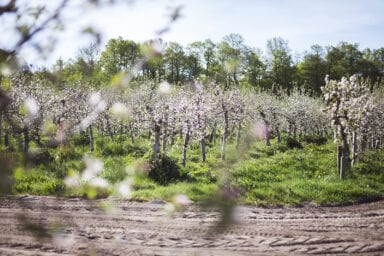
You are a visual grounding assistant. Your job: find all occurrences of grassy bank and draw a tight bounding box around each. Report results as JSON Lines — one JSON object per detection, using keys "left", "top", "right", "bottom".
{"left": 9, "top": 134, "right": 384, "bottom": 207}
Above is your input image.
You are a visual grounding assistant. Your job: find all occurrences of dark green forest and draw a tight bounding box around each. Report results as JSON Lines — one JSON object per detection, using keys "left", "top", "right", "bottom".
{"left": 34, "top": 35, "right": 384, "bottom": 95}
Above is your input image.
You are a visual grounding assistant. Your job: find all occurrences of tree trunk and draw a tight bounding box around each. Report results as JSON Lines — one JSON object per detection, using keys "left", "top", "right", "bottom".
{"left": 4, "top": 129, "right": 9, "bottom": 147}
{"left": 209, "top": 122, "right": 217, "bottom": 143}
{"left": 0, "top": 111, "right": 2, "bottom": 145}
{"left": 200, "top": 138, "right": 206, "bottom": 162}
{"left": 179, "top": 128, "right": 183, "bottom": 139}
{"left": 221, "top": 108, "right": 229, "bottom": 161}
{"left": 276, "top": 126, "right": 281, "bottom": 143}
{"left": 120, "top": 125, "right": 123, "bottom": 136}
{"left": 182, "top": 129, "right": 190, "bottom": 166}
{"left": 147, "top": 130, "right": 152, "bottom": 140}
{"left": 153, "top": 123, "right": 161, "bottom": 160}
{"left": 162, "top": 113, "right": 168, "bottom": 153}
{"left": 89, "top": 125, "right": 94, "bottom": 152}
{"left": 106, "top": 114, "right": 114, "bottom": 141}
{"left": 221, "top": 134, "right": 227, "bottom": 161}
{"left": 170, "top": 126, "right": 175, "bottom": 146}
{"left": 35, "top": 130, "right": 42, "bottom": 146}
{"left": 264, "top": 120, "right": 271, "bottom": 147}
{"left": 23, "top": 126, "right": 29, "bottom": 153}
{"left": 162, "top": 129, "right": 168, "bottom": 153}
{"left": 287, "top": 122, "right": 292, "bottom": 137}
{"left": 98, "top": 124, "right": 103, "bottom": 136}
{"left": 339, "top": 124, "right": 351, "bottom": 179}
{"left": 236, "top": 123, "right": 241, "bottom": 150}
{"left": 361, "top": 134, "right": 368, "bottom": 152}
{"left": 128, "top": 121, "right": 135, "bottom": 144}
{"left": 351, "top": 131, "right": 358, "bottom": 165}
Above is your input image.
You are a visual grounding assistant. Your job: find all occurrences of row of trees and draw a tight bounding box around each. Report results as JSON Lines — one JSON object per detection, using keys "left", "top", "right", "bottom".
{"left": 322, "top": 75, "right": 384, "bottom": 178}
{"left": 2, "top": 69, "right": 384, "bottom": 178}
{"left": 38, "top": 35, "right": 384, "bottom": 96}
{"left": 1, "top": 70, "right": 329, "bottom": 163}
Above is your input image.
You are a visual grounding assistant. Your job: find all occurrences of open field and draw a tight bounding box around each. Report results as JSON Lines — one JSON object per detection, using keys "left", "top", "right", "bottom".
{"left": 0, "top": 195, "right": 383, "bottom": 255}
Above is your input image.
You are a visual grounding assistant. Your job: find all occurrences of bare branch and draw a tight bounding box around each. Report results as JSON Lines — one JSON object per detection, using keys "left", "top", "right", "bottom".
{"left": 0, "top": 0, "right": 16, "bottom": 16}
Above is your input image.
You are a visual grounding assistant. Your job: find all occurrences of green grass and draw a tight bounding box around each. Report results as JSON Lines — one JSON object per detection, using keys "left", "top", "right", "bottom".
{"left": 13, "top": 168, "right": 65, "bottom": 195}
{"left": 131, "top": 176, "right": 218, "bottom": 202}
{"left": 7, "top": 133, "right": 384, "bottom": 207}
{"left": 232, "top": 141, "right": 384, "bottom": 206}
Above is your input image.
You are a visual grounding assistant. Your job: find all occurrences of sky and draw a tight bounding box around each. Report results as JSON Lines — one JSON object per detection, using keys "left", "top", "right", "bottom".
{"left": 8, "top": 0, "right": 384, "bottom": 67}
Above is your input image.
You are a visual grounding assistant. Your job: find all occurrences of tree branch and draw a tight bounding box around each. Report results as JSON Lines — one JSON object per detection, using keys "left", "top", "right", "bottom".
{"left": 13, "top": 0, "right": 69, "bottom": 54}
{"left": 0, "top": 0, "right": 16, "bottom": 16}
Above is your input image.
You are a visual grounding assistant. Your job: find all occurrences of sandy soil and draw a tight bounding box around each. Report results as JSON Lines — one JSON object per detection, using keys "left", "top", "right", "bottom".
{"left": 0, "top": 195, "right": 383, "bottom": 255}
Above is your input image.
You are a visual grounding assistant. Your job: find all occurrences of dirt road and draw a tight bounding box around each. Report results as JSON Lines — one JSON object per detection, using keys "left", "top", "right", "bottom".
{"left": 0, "top": 196, "right": 383, "bottom": 255}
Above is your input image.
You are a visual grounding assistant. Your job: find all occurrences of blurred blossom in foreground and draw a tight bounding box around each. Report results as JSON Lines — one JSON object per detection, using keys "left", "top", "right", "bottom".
{"left": 89, "top": 177, "right": 109, "bottom": 189}
{"left": 82, "top": 155, "right": 103, "bottom": 182}
{"left": 116, "top": 182, "right": 131, "bottom": 198}
{"left": 64, "top": 156, "right": 111, "bottom": 198}
{"left": 191, "top": 81, "right": 204, "bottom": 93}
{"left": 78, "top": 93, "right": 107, "bottom": 130}
{"left": 53, "top": 233, "right": 75, "bottom": 249}
{"left": 88, "top": 92, "right": 102, "bottom": 106}
{"left": 174, "top": 194, "right": 192, "bottom": 207}
{"left": 143, "top": 41, "right": 164, "bottom": 58}
{"left": 110, "top": 102, "right": 131, "bottom": 120}
{"left": 23, "top": 98, "right": 39, "bottom": 119}
{"left": 0, "top": 65, "right": 12, "bottom": 77}
{"left": 158, "top": 81, "right": 171, "bottom": 94}
{"left": 64, "top": 172, "right": 81, "bottom": 188}
{"left": 164, "top": 194, "right": 192, "bottom": 214}
{"left": 251, "top": 121, "right": 267, "bottom": 140}
{"left": 164, "top": 203, "right": 176, "bottom": 214}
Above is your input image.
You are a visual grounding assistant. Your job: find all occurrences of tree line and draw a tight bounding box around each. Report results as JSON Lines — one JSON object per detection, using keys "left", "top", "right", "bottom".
{"left": 32, "top": 34, "right": 384, "bottom": 96}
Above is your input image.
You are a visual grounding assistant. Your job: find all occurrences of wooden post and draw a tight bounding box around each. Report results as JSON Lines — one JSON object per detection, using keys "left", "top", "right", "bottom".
{"left": 351, "top": 131, "right": 358, "bottom": 165}
{"left": 340, "top": 146, "right": 351, "bottom": 179}
{"left": 337, "top": 145, "right": 342, "bottom": 177}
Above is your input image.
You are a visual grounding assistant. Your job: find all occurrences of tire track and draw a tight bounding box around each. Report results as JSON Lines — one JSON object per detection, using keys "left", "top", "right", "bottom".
{"left": 0, "top": 196, "right": 383, "bottom": 255}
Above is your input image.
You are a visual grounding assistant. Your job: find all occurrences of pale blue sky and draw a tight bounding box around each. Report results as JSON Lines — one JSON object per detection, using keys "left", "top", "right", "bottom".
{"left": 13, "top": 0, "right": 384, "bottom": 67}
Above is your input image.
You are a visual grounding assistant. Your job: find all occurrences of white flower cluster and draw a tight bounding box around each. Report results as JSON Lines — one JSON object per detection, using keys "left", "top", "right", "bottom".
{"left": 322, "top": 74, "right": 378, "bottom": 156}
{"left": 78, "top": 92, "right": 107, "bottom": 131}
{"left": 64, "top": 155, "right": 109, "bottom": 189}
{"left": 64, "top": 155, "right": 133, "bottom": 199}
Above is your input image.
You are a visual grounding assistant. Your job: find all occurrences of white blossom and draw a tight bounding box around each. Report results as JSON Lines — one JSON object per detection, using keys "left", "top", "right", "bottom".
{"left": 89, "top": 92, "right": 102, "bottom": 106}
{"left": 158, "top": 81, "right": 171, "bottom": 94}
{"left": 111, "top": 102, "right": 130, "bottom": 119}
{"left": 117, "top": 182, "right": 131, "bottom": 198}
{"left": 24, "top": 97, "right": 39, "bottom": 117}
{"left": 82, "top": 155, "right": 103, "bottom": 181}
{"left": 89, "top": 177, "right": 109, "bottom": 189}
{"left": 173, "top": 194, "right": 192, "bottom": 207}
